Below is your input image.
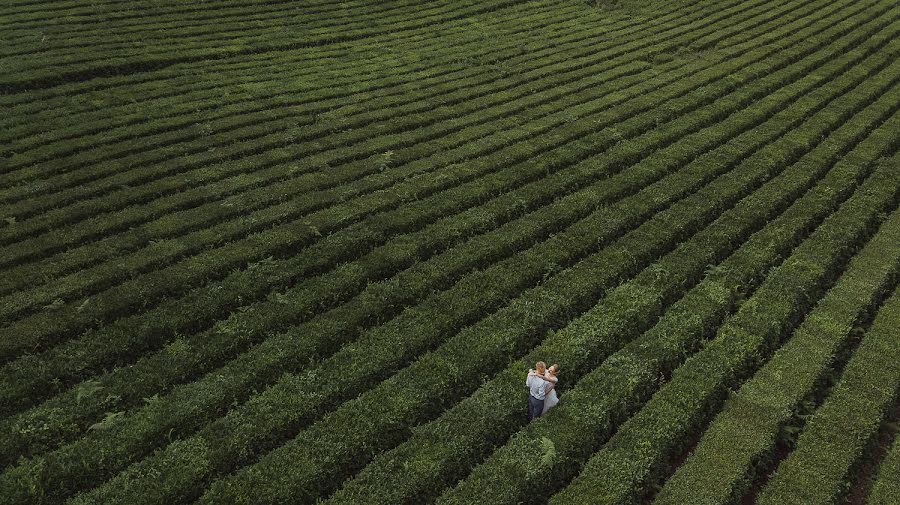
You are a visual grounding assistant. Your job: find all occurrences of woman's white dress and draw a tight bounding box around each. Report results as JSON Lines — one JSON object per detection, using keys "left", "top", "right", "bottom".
{"left": 542, "top": 384, "right": 559, "bottom": 414}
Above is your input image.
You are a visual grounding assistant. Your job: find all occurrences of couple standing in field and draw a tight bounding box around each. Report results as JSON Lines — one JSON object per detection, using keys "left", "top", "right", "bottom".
{"left": 526, "top": 361, "right": 560, "bottom": 421}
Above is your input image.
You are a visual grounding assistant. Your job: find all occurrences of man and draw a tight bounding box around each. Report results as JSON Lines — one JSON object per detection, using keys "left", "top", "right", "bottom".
{"left": 526, "top": 361, "right": 557, "bottom": 421}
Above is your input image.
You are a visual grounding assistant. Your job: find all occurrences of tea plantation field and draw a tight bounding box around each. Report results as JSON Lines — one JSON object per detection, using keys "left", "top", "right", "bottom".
{"left": 1, "top": 0, "right": 899, "bottom": 503}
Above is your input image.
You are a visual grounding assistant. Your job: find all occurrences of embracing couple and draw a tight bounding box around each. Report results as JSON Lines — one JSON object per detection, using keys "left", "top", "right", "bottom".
{"left": 526, "top": 360, "right": 560, "bottom": 421}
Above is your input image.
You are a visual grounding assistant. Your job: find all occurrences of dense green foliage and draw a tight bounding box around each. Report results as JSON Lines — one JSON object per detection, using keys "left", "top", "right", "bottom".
{"left": 1, "top": 0, "right": 898, "bottom": 503}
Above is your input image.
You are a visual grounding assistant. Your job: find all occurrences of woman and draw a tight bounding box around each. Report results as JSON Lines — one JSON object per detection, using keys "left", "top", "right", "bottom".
{"left": 542, "top": 364, "right": 560, "bottom": 415}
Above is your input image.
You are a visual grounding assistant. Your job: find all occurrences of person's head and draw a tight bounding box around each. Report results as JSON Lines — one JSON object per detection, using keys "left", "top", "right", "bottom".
{"left": 549, "top": 364, "right": 560, "bottom": 376}
{"left": 535, "top": 361, "right": 547, "bottom": 374}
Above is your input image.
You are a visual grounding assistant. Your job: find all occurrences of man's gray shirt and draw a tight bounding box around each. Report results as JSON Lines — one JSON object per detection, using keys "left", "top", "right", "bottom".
{"left": 526, "top": 373, "right": 547, "bottom": 400}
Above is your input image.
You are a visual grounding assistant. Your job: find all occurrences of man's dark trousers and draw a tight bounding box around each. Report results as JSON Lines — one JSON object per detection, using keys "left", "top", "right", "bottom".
{"left": 528, "top": 394, "right": 544, "bottom": 421}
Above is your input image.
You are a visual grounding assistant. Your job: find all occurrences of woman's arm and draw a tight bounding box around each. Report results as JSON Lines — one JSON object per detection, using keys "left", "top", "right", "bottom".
{"left": 543, "top": 371, "right": 557, "bottom": 392}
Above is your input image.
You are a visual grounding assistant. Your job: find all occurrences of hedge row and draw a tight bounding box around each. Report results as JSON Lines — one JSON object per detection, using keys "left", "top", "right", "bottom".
{"left": 548, "top": 112, "right": 900, "bottom": 505}
{"left": 0, "top": 0, "right": 844, "bottom": 354}
{"left": 190, "top": 16, "right": 893, "bottom": 497}
{"left": 64, "top": 22, "right": 865, "bottom": 501}
{"left": 1, "top": 0, "right": 583, "bottom": 166}
{"left": 1, "top": 0, "right": 872, "bottom": 476}
{"left": 0, "top": 74, "right": 743, "bottom": 503}
{"left": 0, "top": 0, "right": 788, "bottom": 385}
{"left": 0, "top": 23, "right": 748, "bottom": 404}
{"left": 0, "top": 8, "right": 643, "bottom": 298}
{"left": 1, "top": 1, "right": 584, "bottom": 162}
{"left": 869, "top": 410, "right": 900, "bottom": 505}
{"left": 0, "top": 2, "right": 852, "bottom": 460}
{"left": 0, "top": 6, "right": 704, "bottom": 281}
{"left": 0, "top": 2, "right": 600, "bottom": 187}
{"left": 0, "top": 1, "right": 336, "bottom": 32}
{"left": 331, "top": 27, "right": 900, "bottom": 505}
{"left": 0, "top": 0, "right": 583, "bottom": 133}
{"left": 0, "top": 63, "right": 651, "bottom": 306}
{"left": 0, "top": 7, "right": 620, "bottom": 226}
{"left": 1, "top": 0, "right": 410, "bottom": 56}
{"left": 0, "top": 0, "right": 524, "bottom": 94}
{"left": 0, "top": 0, "right": 713, "bottom": 227}
{"left": 1, "top": 0, "right": 344, "bottom": 33}
{"left": 0, "top": 78, "right": 702, "bottom": 462}
{"left": 0, "top": 61, "right": 675, "bottom": 357}
{"left": 653, "top": 158, "right": 900, "bottom": 505}
{"left": 2, "top": 0, "right": 337, "bottom": 18}
{"left": 194, "top": 136, "right": 755, "bottom": 504}
{"left": 0, "top": 0, "right": 540, "bottom": 101}
{"left": 0, "top": 1, "right": 816, "bottom": 490}
{"left": 2, "top": 12, "right": 405, "bottom": 75}
{"left": 411, "top": 36, "right": 900, "bottom": 505}
{"left": 0, "top": 0, "right": 621, "bottom": 138}
{"left": 1, "top": 1, "right": 792, "bottom": 337}
{"left": 0, "top": 0, "right": 776, "bottom": 334}
{"left": 755, "top": 238, "right": 900, "bottom": 503}
{"left": 4, "top": 0, "right": 491, "bottom": 68}
{"left": 0, "top": 9, "right": 715, "bottom": 276}
{"left": 0, "top": 0, "right": 693, "bottom": 117}
{"left": 0, "top": 0, "right": 786, "bottom": 462}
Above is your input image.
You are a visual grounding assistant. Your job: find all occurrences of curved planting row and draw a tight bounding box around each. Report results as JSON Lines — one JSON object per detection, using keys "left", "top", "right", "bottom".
{"left": 0, "top": 0, "right": 803, "bottom": 469}
{"left": 0, "top": 0, "right": 796, "bottom": 352}
{"left": 0, "top": 0, "right": 791, "bottom": 381}
{"left": 870, "top": 408, "right": 900, "bottom": 505}
{"left": 0, "top": 3, "right": 724, "bottom": 274}
{"left": 3, "top": 1, "right": 898, "bottom": 504}
{"left": 1, "top": 0, "right": 642, "bottom": 136}
{"left": 0, "top": 1, "right": 800, "bottom": 364}
{"left": 546, "top": 119, "right": 900, "bottom": 504}
{"left": 0, "top": 2, "right": 598, "bottom": 183}
{"left": 189, "top": 14, "right": 900, "bottom": 501}
{"left": 0, "top": 1, "right": 577, "bottom": 159}
{"left": 0, "top": 1, "right": 586, "bottom": 160}
{"left": 0, "top": 3, "right": 875, "bottom": 501}
{"left": 0, "top": 1, "right": 714, "bottom": 234}
{"left": 0, "top": 0, "right": 856, "bottom": 468}
{"left": 65, "top": 32, "right": 874, "bottom": 500}
{"left": 0, "top": 7, "right": 617, "bottom": 289}
{"left": 0, "top": 0, "right": 717, "bottom": 265}
{"left": 0, "top": 54, "right": 678, "bottom": 459}
{"left": 328, "top": 25, "right": 900, "bottom": 505}
{"left": 0, "top": 1, "right": 410, "bottom": 58}
{"left": 755, "top": 267, "right": 900, "bottom": 503}
{"left": 654, "top": 164, "right": 900, "bottom": 505}
{"left": 0, "top": 0, "right": 844, "bottom": 366}
{"left": 0, "top": 0, "right": 336, "bottom": 29}
{"left": 0, "top": 0, "right": 526, "bottom": 94}
{"left": 0, "top": 1, "right": 577, "bottom": 130}
{"left": 0, "top": 0, "right": 828, "bottom": 476}
{"left": 383, "top": 39, "right": 900, "bottom": 505}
